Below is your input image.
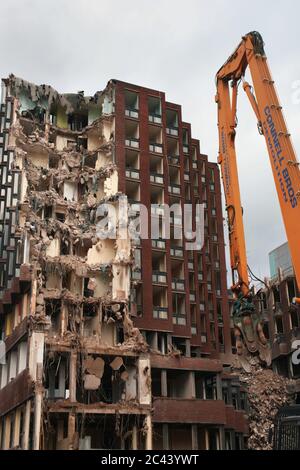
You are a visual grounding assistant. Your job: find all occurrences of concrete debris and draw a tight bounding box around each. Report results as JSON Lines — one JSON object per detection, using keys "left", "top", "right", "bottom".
{"left": 83, "top": 356, "right": 105, "bottom": 379}
{"left": 109, "top": 357, "right": 123, "bottom": 371}
{"left": 237, "top": 363, "right": 295, "bottom": 450}
{"left": 120, "top": 370, "right": 129, "bottom": 382}
{"left": 84, "top": 374, "right": 101, "bottom": 390}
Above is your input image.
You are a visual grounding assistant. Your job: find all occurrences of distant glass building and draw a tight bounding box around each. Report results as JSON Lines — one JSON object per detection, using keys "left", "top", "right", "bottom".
{"left": 269, "top": 242, "right": 294, "bottom": 279}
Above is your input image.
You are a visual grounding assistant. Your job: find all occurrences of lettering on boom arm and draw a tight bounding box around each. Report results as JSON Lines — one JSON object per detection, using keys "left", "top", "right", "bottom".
{"left": 221, "top": 128, "right": 231, "bottom": 195}
{"left": 264, "top": 106, "right": 297, "bottom": 208}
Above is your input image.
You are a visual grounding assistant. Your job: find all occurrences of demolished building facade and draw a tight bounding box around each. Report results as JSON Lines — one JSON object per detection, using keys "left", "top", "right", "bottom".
{"left": 257, "top": 243, "right": 300, "bottom": 381}
{"left": 0, "top": 76, "right": 248, "bottom": 450}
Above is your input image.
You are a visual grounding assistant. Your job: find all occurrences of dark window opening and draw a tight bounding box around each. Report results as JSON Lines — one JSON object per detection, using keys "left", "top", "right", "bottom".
{"left": 46, "top": 299, "right": 61, "bottom": 333}
{"left": 60, "top": 238, "right": 70, "bottom": 255}
{"left": 56, "top": 212, "right": 66, "bottom": 223}
{"left": 44, "top": 205, "right": 53, "bottom": 219}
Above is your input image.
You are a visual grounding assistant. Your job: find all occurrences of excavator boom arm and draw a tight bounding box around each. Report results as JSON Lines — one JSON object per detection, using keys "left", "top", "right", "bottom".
{"left": 216, "top": 32, "right": 300, "bottom": 297}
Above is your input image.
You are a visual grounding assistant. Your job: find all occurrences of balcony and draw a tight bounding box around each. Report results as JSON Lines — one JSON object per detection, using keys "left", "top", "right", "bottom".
{"left": 152, "top": 271, "right": 167, "bottom": 284}
{"left": 131, "top": 269, "right": 142, "bottom": 281}
{"left": 125, "top": 108, "right": 139, "bottom": 119}
{"left": 126, "top": 168, "right": 140, "bottom": 180}
{"left": 149, "top": 113, "right": 162, "bottom": 124}
{"left": 151, "top": 205, "right": 165, "bottom": 216}
{"left": 201, "top": 333, "right": 207, "bottom": 343}
{"left": 150, "top": 173, "right": 164, "bottom": 185}
{"left": 205, "top": 253, "right": 211, "bottom": 264}
{"left": 125, "top": 138, "right": 139, "bottom": 149}
{"left": 168, "top": 184, "right": 181, "bottom": 196}
{"left": 170, "top": 246, "right": 184, "bottom": 258}
{"left": 191, "top": 325, "right": 197, "bottom": 335}
{"left": 166, "top": 127, "right": 179, "bottom": 137}
{"left": 172, "top": 314, "right": 186, "bottom": 326}
{"left": 153, "top": 307, "right": 168, "bottom": 319}
{"left": 152, "top": 239, "right": 166, "bottom": 250}
{"left": 168, "top": 155, "right": 180, "bottom": 166}
{"left": 172, "top": 278, "right": 185, "bottom": 291}
{"left": 149, "top": 143, "right": 163, "bottom": 154}
{"left": 128, "top": 200, "right": 141, "bottom": 212}
{"left": 188, "top": 261, "right": 194, "bottom": 271}
{"left": 125, "top": 90, "right": 139, "bottom": 119}
{"left": 166, "top": 109, "right": 179, "bottom": 136}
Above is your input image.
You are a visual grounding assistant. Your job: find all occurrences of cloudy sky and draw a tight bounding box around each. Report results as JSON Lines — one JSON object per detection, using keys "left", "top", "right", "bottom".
{"left": 1, "top": 0, "right": 299, "bottom": 282}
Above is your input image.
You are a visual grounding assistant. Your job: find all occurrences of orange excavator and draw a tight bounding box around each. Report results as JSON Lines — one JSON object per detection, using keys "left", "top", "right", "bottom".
{"left": 216, "top": 32, "right": 300, "bottom": 370}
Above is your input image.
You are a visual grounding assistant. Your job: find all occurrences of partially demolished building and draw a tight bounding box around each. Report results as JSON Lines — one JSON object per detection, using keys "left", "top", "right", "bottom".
{"left": 257, "top": 243, "right": 300, "bottom": 380}
{"left": 0, "top": 76, "right": 248, "bottom": 450}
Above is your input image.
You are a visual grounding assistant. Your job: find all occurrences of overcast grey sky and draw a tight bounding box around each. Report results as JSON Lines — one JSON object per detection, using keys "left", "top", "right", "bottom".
{"left": 1, "top": 0, "right": 299, "bottom": 283}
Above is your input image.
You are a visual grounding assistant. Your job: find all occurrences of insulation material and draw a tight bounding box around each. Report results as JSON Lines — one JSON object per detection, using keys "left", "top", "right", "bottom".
{"left": 83, "top": 356, "right": 105, "bottom": 378}
{"left": 46, "top": 238, "right": 60, "bottom": 257}
{"left": 125, "top": 366, "right": 137, "bottom": 401}
{"left": 109, "top": 356, "right": 123, "bottom": 371}
{"left": 84, "top": 374, "right": 100, "bottom": 390}
{"left": 104, "top": 170, "right": 118, "bottom": 198}
{"left": 87, "top": 239, "right": 115, "bottom": 266}
{"left": 63, "top": 181, "right": 78, "bottom": 202}
{"left": 137, "top": 358, "right": 151, "bottom": 405}
{"left": 112, "top": 265, "right": 130, "bottom": 301}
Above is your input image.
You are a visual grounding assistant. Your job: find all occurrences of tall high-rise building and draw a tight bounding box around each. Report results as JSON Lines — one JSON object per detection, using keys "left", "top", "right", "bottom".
{"left": 0, "top": 75, "right": 248, "bottom": 450}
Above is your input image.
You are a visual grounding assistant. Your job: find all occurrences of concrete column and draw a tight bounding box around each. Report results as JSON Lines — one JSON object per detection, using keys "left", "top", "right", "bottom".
{"left": 60, "top": 304, "right": 69, "bottom": 336}
{"left": 216, "top": 373, "right": 222, "bottom": 400}
{"left": 33, "top": 363, "right": 43, "bottom": 450}
{"left": 22, "top": 400, "right": 31, "bottom": 450}
{"left": 161, "top": 370, "right": 168, "bottom": 397}
{"left": 3, "top": 415, "right": 11, "bottom": 449}
{"left": 205, "top": 429, "right": 209, "bottom": 450}
{"left": 186, "top": 339, "right": 191, "bottom": 357}
{"left": 152, "top": 332, "right": 158, "bottom": 351}
{"left": 68, "top": 413, "right": 76, "bottom": 450}
{"left": 57, "top": 419, "right": 64, "bottom": 442}
{"left": 58, "top": 361, "right": 66, "bottom": 398}
{"left": 30, "top": 278, "right": 37, "bottom": 316}
{"left": 162, "top": 424, "right": 169, "bottom": 450}
{"left": 145, "top": 414, "right": 152, "bottom": 450}
{"left": 191, "top": 424, "right": 198, "bottom": 450}
{"left": 12, "top": 408, "right": 21, "bottom": 448}
{"left": 219, "top": 426, "right": 225, "bottom": 450}
{"left": 21, "top": 293, "right": 28, "bottom": 320}
{"left": 69, "top": 351, "right": 77, "bottom": 402}
{"left": 132, "top": 425, "right": 138, "bottom": 450}
{"left": 190, "top": 371, "right": 196, "bottom": 398}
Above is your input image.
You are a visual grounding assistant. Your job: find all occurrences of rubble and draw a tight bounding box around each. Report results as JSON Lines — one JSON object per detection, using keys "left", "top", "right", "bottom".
{"left": 237, "top": 362, "right": 295, "bottom": 450}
